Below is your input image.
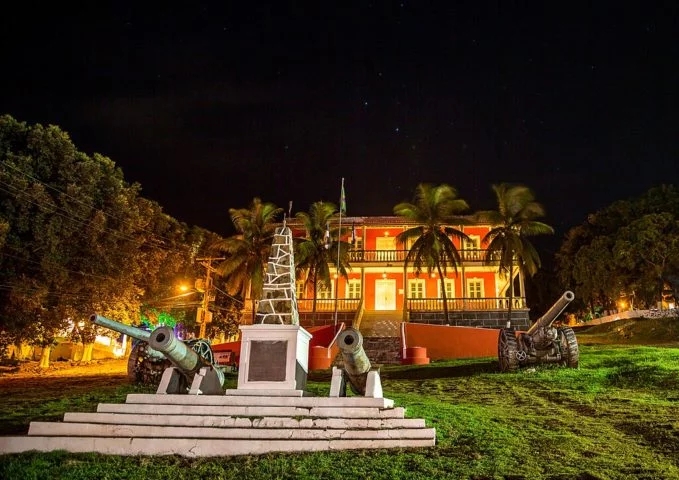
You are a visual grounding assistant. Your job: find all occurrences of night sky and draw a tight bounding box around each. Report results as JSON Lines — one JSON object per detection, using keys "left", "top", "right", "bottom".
{"left": 1, "top": 3, "right": 677, "bottom": 248}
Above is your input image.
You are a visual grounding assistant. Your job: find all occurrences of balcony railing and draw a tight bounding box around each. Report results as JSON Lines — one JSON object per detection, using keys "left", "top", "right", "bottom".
{"left": 348, "top": 250, "right": 407, "bottom": 262}
{"left": 296, "top": 298, "right": 361, "bottom": 312}
{"left": 244, "top": 296, "right": 525, "bottom": 313}
{"left": 407, "top": 297, "right": 527, "bottom": 311}
{"left": 347, "top": 249, "right": 494, "bottom": 263}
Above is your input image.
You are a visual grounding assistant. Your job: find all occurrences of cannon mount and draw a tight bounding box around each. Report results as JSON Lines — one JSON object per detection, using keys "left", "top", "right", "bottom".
{"left": 498, "top": 291, "right": 579, "bottom": 372}
{"left": 330, "top": 328, "right": 383, "bottom": 398}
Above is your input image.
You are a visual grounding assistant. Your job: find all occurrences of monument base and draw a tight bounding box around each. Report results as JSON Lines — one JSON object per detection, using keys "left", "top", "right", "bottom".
{"left": 237, "top": 324, "right": 312, "bottom": 391}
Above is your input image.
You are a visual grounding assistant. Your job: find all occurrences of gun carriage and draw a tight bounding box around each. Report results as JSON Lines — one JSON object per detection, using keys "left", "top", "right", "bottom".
{"left": 330, "top": 327, "right": 383, "bottom": 398}
{"left": 90, "top": 314, "right": 224, "bottom": 394}
{"left": 498, "top": 291, "right": 579, "bottom": 372}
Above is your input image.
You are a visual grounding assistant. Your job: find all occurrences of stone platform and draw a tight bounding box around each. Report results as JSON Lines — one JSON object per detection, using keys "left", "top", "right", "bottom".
{"left": 0, "top": 393, "right": 436, "bottom": 457}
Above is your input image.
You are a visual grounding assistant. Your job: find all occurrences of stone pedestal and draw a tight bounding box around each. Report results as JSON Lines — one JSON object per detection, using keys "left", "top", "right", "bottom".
{"left": 232, "top": 324, "right": 311, "bottom": 393}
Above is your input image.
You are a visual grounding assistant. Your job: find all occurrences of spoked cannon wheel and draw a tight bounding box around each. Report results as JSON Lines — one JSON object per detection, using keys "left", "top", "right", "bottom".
{"left": 558, "top": 327, "right": 579, "bottom": 368}
{"left": 127, "top": 341, "right": 169, "bottom": 385}
{"left": 127, "top": 343, "right": 142, "bottom": 382}
{"left": 187, "top": 339, "right": 215, "bottom": 365}
{"left": 498, "top": 328, "right": 520, "bottom": 372}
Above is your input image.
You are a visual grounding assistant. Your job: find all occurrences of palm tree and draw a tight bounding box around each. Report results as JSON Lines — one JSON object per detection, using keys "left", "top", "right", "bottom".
{"left": 394, "top": 183, "right": 470, "bottom": 325}
{"left": 476, "top": 184, "right": 554, "bottom": 327}
{"left": 294, "top": 201, "right": 350, "bottom": 323}
{"left": 211, "top": 198, "right": 282, "bottom": 321}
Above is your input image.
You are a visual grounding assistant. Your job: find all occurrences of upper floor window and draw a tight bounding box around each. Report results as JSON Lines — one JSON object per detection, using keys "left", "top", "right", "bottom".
{"left": 462, "top": 235, "right": 481, "bottom": 260}
{"left": 376, "top": 236, "right": 395, "bottom": 250}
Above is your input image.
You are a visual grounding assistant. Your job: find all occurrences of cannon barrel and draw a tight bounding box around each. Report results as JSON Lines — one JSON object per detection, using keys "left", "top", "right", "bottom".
{"left": 337, "top": 327, "right": 371, "bottom": 395}
{"left": 149, "top": 326, "right": 205, "bottom": 376}
{"left": 90, "top": 314, "right": 152, "bottom": 342}
{"left": 526, "top": 290, "right": 575, "bottom": 335}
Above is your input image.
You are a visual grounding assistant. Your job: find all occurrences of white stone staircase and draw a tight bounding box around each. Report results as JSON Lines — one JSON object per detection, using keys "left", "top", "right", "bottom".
{"left": 0, "top": 393, "right": 435, "bottom": 457}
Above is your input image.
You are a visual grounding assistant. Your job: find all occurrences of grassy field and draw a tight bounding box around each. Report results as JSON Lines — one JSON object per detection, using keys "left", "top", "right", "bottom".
{"left": 1, "top": 319, "right": 678, "bottom": 480}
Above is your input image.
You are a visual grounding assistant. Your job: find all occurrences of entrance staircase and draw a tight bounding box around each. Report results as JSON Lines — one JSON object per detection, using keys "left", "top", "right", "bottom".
{"left": 355, "top": 310, "right": 403, "bottom": 365}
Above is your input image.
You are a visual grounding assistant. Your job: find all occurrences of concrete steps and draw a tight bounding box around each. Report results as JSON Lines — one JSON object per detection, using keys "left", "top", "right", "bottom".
{"left": 0, "top": 393, "right": 435, "bottom": 457}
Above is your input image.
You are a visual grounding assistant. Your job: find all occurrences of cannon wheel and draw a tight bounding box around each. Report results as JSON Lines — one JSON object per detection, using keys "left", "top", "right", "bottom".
{"left": 187, "top": 339, "right": 215, "bottom": 365}
{"left": 127, "top": 342, "right": 143, "bottom": 382}
{"left": 558, "top": 327, "right": 579, "bottom": 368}
{"left": 498, "top": 329, "right": 520, "bottom": 372}
{"left": 127, "top": 341, "right": 169, "bottom": 384}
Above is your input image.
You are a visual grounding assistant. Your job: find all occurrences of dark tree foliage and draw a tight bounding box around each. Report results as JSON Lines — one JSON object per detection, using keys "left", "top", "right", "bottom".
{"left": 0, "top": 115, "right": 229, "bottom": 360}
{"left": 556, "top": 185, "right": 679, "bottom": 312}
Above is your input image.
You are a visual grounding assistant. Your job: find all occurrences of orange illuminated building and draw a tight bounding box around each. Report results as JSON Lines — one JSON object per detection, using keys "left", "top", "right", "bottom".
{"left": 245, "top": 215, "right": 530, "bottom": 330}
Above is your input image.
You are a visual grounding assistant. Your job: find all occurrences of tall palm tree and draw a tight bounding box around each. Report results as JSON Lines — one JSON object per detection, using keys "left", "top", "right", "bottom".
{"left": 211, "top": 198, "right": 282, "bottom": 321}
{"left": 476, "top": 184, "right": 554, "bottom": 327}
{"left": 294, "top": 201, "right": 350, "bottom": 323}
{"left": 394, "top": 183, "right": 470, "bottom": 325}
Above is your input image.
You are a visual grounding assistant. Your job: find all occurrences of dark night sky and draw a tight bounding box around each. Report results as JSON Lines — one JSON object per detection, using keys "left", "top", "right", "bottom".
{"left": 1, "top": 2, "right": 678, "bottom": 249}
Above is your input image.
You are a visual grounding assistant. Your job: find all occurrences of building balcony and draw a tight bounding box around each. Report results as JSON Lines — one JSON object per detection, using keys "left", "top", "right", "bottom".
{"left": 347, "top": 249, "right": 494, "bottom": 264}
{"left": 244, "top": 297, "right": 526, "bottom": 313}
{"left": 295, "top": 298, "right": 362, "bottom": 312}
{"left": 242, "top": 296, "right": 530, "bottom": 329}
{"left": 407, "top": 297, "right": 527, "bottom": 311}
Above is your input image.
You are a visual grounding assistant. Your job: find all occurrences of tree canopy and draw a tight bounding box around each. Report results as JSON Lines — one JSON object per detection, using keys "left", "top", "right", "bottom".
{"left": 556, "top": 185, "right": 679, "bottom": 311}
{"left": 394, "top": 183, "right": 470, "bottom": 324}
{"left": 0, "top": 115, "right": 229, "bottom": 359}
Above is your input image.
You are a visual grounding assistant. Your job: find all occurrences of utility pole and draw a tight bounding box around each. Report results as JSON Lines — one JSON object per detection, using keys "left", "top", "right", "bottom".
{"left": 196, "top": 257, "right": 225, "bottom": 338}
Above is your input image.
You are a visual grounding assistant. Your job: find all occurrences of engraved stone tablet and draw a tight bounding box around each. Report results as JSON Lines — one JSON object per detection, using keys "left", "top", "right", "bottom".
{"left": 248, "top": 340, "right": 288, "bottom": 381}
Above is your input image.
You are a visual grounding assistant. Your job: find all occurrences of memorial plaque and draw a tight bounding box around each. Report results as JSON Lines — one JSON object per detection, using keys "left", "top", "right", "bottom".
{"left": 248, "top": 340, "right": 288, "bottom": 381}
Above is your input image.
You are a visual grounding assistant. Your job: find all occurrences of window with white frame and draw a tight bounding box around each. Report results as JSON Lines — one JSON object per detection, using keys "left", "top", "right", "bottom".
{"left": 318, "top": 283, "right": 334, "bottom": 299}
{"left": 354, "top": 237, "right": 363, "bottom": 250}
{"left": 438, "top": 278, "right": 455, "bottom": 298}
{"left": 467, "top": 279, "right": 484, "bottom": 298}
{"left": 376, "top": 236, "right": 395, "bottom": 250}
{"left": 295, "top": 281, "right": 305, "bottom": 299}
{"left": 346, "top": 279, "right": 361, "bottom": 299}
{"left": 463, "top": 235, "right": 481, "bottom": 260}
{"left": 463, "top": 235, "right": 480, "bottom": 249}
{"left": 408, "top": 279, "right": 425, "bottom": 298}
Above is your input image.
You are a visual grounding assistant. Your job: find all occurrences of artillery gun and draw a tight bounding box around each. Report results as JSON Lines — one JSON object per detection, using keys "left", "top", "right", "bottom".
{"left": 330, "top": 327, "right": 383, "bottom": 398}
{"left": 498, "top": 291, "right": 579, "bottom": 372}
{"left": 90, "top": 314, "right": 224, "bottom": 394}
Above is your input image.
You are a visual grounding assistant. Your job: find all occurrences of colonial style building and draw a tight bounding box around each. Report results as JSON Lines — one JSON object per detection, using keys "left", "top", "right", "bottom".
{"left": 244, "top": 215, "right": 531, "bottom": 330}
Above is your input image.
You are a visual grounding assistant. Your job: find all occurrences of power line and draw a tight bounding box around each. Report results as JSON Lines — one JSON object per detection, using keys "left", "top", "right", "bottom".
{"left": 0, "top": 165, "right": 195, "bottom": 256}
{"left": 1, "top": 160, "right": 182, "bottom": 246}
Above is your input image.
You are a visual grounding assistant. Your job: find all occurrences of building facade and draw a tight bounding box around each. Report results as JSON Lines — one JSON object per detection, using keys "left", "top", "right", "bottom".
{"left": 245, "top": 215, "right": 530, "bottom": 330}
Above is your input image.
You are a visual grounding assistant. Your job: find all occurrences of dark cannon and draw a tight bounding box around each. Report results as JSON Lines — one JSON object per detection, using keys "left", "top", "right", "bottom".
{"left": 90, "top": 314, "right": 224, "bottom": 394}
{"left": 498, "top": 291, "right": 579, "bottom": 372}
{"left": 330, "top": 327, "right": 382, "bottom": 398}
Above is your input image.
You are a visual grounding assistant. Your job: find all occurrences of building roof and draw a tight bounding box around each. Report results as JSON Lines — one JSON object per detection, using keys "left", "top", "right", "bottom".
{"left": 283, "top": 215, "right": 489, "bottom": 228}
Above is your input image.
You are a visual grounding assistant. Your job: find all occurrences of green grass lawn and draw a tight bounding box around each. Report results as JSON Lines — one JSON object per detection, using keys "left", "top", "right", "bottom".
{"left": 1, "top": 341, "right": 678, "bottom": 479}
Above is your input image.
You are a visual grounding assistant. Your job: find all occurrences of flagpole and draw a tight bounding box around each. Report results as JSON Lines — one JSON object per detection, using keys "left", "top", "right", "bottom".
{"left": 334, "top": 177, "right": 344, "bottom": 328}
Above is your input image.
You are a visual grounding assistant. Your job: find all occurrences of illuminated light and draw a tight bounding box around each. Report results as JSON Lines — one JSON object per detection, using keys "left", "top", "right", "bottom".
{"left": 384, "top": 231, "right": 389, "bottom": 237}
{"left": 430, "top": 273, "right": 436, "bottom": 278}
{"left": 382, "top": 272, "right": 387, "bottom": 279}
{"left": 178, "top": 284, "right": 189, "bottom": 292}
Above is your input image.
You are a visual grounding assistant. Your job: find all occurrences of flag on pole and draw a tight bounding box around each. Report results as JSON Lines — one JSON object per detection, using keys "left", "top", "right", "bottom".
{"left": 339, "top": 178, "right": 346, "bottom": 215}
